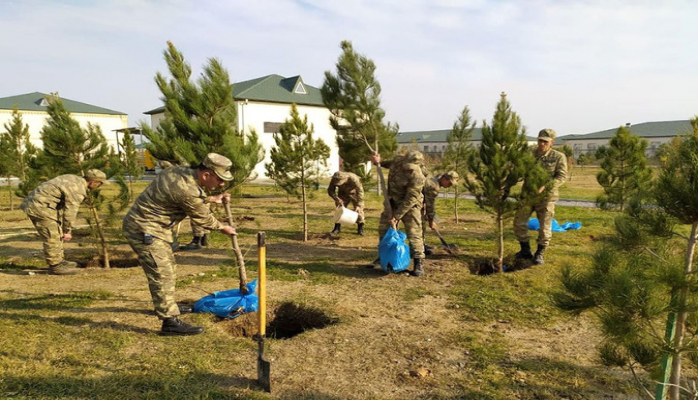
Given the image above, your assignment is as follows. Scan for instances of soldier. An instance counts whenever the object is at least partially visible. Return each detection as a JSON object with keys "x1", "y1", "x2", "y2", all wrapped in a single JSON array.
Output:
[
  {"x1": 20, "y1": 169, "x2": 109, "y2": 275},
  {"x1": 122, "y1": 153, "x2": 238, "y2": 336},
  {"x1": 513, "y1": 129, "x2": 568, "y2": 265},
  {"x1": 422, "y1": 171, "x2": 459, "y2": 255},
  {"x1": 327, "y1": 171, "x2": 365, "y2": 236},
  {"x1": 371, "y1": 150, "x2": 427, "y2": 276}
]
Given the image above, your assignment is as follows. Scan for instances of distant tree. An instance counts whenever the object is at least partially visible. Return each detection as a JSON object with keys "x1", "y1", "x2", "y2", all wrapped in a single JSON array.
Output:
[
  {"x1": 595, "y1": 126, "x2": 652, "y2": 211},
  {"x1": 266, "y1": 104, "x2": 330, "y2": 242},
  {"x1": 577, "y1": 152, "x2": 596, "y2": 169},
  {"x1": 555, "y1": 117, "x2": 698, "y2": 400},
  {"x1": 442, "y1": 106, "x2": 475, "y2": 223},
  {"x1": 38, "y1": 94, "x2": 116, "y2": 268},
  {"x1": 321, "y1": 40, "x2": 397, "y2": 198},
  {"x1": 560, "y1": 144, "x2": 574, "y2": 181},
  {"x1": 118, "y1": 129, "x2": 143, "y2": 201},
  {"x1": 142, "y1": 41, "x2": 263, "y2": 190},
  {"x1": 464, "y1": 93, "x2": 547, "y2": 272},
  {"x1": 0, "y1": 107, "x2": 38, "y2": 209}
]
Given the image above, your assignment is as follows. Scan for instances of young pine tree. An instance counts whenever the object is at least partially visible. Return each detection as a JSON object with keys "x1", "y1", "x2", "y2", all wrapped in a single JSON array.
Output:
[
  {"x1": 555, "y1": 118, "x2": 698, "y2": 400},
  {"x1": 321, "y1": 40, "x2": 397, "y2": 196},
  {"x1": 464, "y1": 93, "x2": 546, "y2": 272},
  {"x1": 441, "y1": 106, "x2": 475, "y2": 223},
  {"x1": 0, "y1": 107, "x2": 37, "y2": 210},
  {"x1": 560, "y1": 144, "x2": 574, "y2": 181},
  {"x1": 142, "y1": 41, "x2": 262, "y2": 188},
  {"x1": 118, "y1": 129, "x2": 143, "y2": 201},
  {"x1": 265, "y1": 104, "x2": 330, "y2": 242},
  {"x1": 38, "y1": 94, "x2": 115, "y2": 268},
  {"x1": 595, "y1": 125, "x2": 652, "y2": 211}
]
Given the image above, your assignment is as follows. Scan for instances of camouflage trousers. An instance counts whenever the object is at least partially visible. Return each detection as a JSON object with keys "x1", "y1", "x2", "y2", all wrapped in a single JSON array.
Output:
[
  {"x1": 124, "y1": 230, "x2": 180, "y2": 319},
  {"x1": 337, "y1": 195, "x2": 365, "y2": 223},
  {"x1": 378, "y1": 202, "x2": 424, "y2": 259},
  {"x1": 28, "y1": 215, "x2": 64, "y2": 266},
  {"x1": 513, "y1": 200, "x2": 557, "y2": 247}
]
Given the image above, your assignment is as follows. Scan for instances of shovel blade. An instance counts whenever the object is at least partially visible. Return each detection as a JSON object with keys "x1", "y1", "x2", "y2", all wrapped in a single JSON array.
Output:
[{"x1": 258, "y1": 339, "x2": 271, "y2": 392}]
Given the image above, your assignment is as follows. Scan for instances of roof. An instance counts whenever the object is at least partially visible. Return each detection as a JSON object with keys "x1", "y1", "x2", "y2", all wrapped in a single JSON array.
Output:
[
  {"x1": 0, "y1": 92, "x2": 125, "y2": 115},
  {"x1": 144, "y1": 74, "x2": 324, "y2": 115},
  {"x1": 558, "y1": 120, "x2": 693, "y2": 142},
  {"x1": 397, "y1": 128, "x2": 537, "y2": 143}
]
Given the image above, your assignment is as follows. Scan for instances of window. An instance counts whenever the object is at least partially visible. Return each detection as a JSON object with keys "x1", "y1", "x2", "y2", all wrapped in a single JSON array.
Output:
[{"x1": 264, "y1": 122, "x2": 282, "y2": 134}]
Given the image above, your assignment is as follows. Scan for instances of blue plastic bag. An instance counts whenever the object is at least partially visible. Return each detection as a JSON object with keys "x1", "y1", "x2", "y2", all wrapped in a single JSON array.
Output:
[
  {"x1": 527, "y1": 218, "x2": 582, "y2": 232},
  {"x1": 193, "y1": 279, "x2": 258, "y2": 319},
  {"x1": 378, "y1": 227, "x2": 411, "y2": 273}
]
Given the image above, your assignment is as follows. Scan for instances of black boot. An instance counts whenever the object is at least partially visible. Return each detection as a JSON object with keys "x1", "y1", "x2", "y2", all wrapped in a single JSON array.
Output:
[
  {"x1": 515, "y1": 241, "x2": 533, "y2": 260},
  {"x1": 366, "y1": 257, "x2": 381, "y2": 269},
  {"x1": 179, "y1": 236, "x2": 202, "y2": 251},
  {"x1": 533, "y1": 245, "x2": 546, "y2": 265},
  {"x1": 200, "y1": 234, "x2": 209, "y2": 247},
  {"x1": 357, "y1": 222, "x2": 365, "y2": 236},
  {"x1": 410, "y1": 258, "x2": 425, "y2": 277},
  {"x1": 331, "y1": 223, "x2": 341, "y2": 235},
  {"x1": 161, "y1": 317, "x2": 205, "y2": 336}
]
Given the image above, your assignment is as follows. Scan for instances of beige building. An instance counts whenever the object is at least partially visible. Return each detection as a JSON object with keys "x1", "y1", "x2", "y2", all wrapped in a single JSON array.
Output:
[
  {"x1": 0, "y1": 92, "x2": 128, "y2": 149},
  {"x1": 397, "y1": 128, "x2": 536, "y2": 157},
  {"x1": 145, "y1": 74, "x2": 339, "y2": 180}
]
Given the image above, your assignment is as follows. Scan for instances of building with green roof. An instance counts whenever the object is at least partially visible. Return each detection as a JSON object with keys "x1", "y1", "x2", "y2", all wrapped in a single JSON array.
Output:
[
  {"x1": 397, "y1": 128, "x2": 537, "y2": 157},
  {"x1": 144, "y1": 74, "x2": 338, "y2": 180},
  {"x1": 0, "y1": 92, "x2": 127, "y2": 149}
]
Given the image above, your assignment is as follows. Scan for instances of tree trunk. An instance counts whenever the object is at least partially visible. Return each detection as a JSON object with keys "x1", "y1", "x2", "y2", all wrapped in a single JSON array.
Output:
[
  {"x1": 454, "y1": 186, "x2": 460, "y2": 224},
  {"x1": 89, "y1": 205, "x2": 110, "y2": 269},
  {"x1": 495, "y1": 213, "x2": 504, "y2": 273},
  {"x1": 7, "y1": 177, "x2": 14, "y2": 211},
  {"x1": 302, "y1": 178, "x2": 308, "y2": 242}
]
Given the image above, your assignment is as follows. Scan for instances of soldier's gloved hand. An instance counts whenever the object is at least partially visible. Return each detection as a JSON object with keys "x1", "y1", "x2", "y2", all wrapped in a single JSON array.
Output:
[
  {"x1": 335, "y1": 199, "x2": 343, "y2": 207},
  {"x1": 221, "y1": 226, "x2": 237, "y2": 236},
  {"x1": 62, "y1": 232, "x2": 73, "y2": 242},
  {"x1": 208, "y1": 193, "x2": 231, "y2": 204}
]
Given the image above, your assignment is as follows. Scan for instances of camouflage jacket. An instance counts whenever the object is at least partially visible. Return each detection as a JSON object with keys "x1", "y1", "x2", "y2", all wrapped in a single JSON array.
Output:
[
  {"x1": 123, "y1": 166, "x2": 223, "y2": 242},
  {"x1": 423, "y1": 176, "x2": 440, "y2": 222},
  {"x1": 327, "y1": 171, "x2": 364, "y2": 207},
  {"x1": 536, "y1": 148, "x2": 568, "y2": 199},
  {"x1": 20, "y1": 174, "x2": 88, "y2": 232},
  {"x1": 380, "y1": 157, "x2": 425, "y2": 220}
]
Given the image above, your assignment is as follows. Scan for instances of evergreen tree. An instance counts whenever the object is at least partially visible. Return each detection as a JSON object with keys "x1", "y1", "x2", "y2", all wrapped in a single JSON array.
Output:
[
  {"x1": 555, "y1": 119, "x2": 698, "y2": 399},
  {"x1": 142, "y1": 41, "x2": 263, "y2": 189},
  {"x1": 0, "y1": 107, "x2": 37, "y2": 209},
  {"x1": 595, "y1": 126, "x2": 652, "y2": 211},
  {"x1": 441, "y1": 106, "x2": 475, "y2": 223},
  {"x1": 118, "y1": 129, "x2": 143, "y2": 200},
  {"x1": 321, "y1": 40, "x2": 397, "y2": 195},
  {"x1": 265, "y1": 104, "x2": 330, "y2": 242},
  {"x1": 560, "y1": 144, "x2": 574, "y2": 181},
  {"x1": 464, "y1": 93, "x2": 547, "y2": 272},
  {"x1": 38, "y1": 94, "x2": 115, "y2": 268}
]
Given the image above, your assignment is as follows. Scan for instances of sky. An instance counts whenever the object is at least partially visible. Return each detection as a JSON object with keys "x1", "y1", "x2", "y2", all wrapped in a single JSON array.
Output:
[{"x1": 1, "y1": 0, "x2": 697, "y2": 136}]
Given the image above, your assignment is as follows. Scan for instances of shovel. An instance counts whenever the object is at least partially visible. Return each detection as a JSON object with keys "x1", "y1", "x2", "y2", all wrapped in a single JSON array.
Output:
[
  {"x1": 434, "y1": 227, "x2": 459, "y2": 254},
  {"x1": 224, "y1": 200, "x2": 249, "y2": 294},
  {"x1": 257, "y1": 231, "x2": 271, "y2": 392}
]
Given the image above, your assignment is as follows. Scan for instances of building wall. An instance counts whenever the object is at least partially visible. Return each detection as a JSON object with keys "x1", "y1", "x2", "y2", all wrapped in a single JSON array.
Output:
[
  {"x1": 563, "y1": 136, "x2": 673, "y2": 159},
  {"x1": 0, "y1": 109, "x2": 127, "y2": 150}
]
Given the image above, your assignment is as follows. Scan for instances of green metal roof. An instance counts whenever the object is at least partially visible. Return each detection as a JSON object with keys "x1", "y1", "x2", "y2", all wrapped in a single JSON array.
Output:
[
  {"x1": 557, "y1": 120, "x2": 692, "y2": 142},
  {"x1": 144, "y1": 74, "x2": 324, "y2": 115},
  {"x1": 397, "y1": 128, "x2": 538, "y2": 143},
  {"x1": 0, "y1": 92, "x2": 125, "y2": 115}
]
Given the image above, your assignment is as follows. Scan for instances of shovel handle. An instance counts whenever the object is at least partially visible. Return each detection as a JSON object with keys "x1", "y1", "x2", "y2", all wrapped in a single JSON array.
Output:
[
  {"x1": 434, "y1": 227, "x2": 449, "y2": 247},
  {"x1": 224, "y1": 201, "x2": 248, "y2": 293},
  {"x1": 258, "y1": 232, "x2": 266, "y2": 337}
]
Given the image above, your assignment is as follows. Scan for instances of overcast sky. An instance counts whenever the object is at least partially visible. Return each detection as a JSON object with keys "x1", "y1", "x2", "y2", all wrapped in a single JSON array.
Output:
[{"x1": 1, "y1": 0, "x2": 697, "y2": 136}]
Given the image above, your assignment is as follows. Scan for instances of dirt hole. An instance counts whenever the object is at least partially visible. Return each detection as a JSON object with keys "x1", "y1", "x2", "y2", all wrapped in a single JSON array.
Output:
[
  {"x1": 468, "y1": 256, "x2": 532, "y2": 275},
  {"x1": 219, "y1": 301, "x2": 337, "y2": 339}
]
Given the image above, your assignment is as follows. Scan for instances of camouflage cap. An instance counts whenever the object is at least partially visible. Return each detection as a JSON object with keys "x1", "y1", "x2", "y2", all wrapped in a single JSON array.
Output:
[
  {"x1": 85, "y1": 169, "x2": 109, "y2": 184},
  {"x1": 404, "y1": 150, "x2": 424, "y2": 165},
  {"x1": 203, "y1": 153, "x2": 233, "y2": 181},
  {"x1": 538, "y1": 129, "x2": 556, "y2": 142},
  {"x1": 443, "y1": 171, "x2": 459, "y2": 184}
]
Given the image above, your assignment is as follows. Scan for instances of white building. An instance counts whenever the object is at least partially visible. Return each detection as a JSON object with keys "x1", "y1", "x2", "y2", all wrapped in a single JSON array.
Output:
[
  {"x1": 144, "y1": 74, "x2": 339, "y2": 180},
  {"x1": 0, "y1": 92, "x2": 128, "y2": 149}
]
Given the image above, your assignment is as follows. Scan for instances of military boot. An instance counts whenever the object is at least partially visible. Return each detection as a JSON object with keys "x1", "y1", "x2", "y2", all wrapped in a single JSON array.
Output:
[
  {"x1": 515, "y1": 241, "x2": 533, "y2": 260},
  {"x1": 366, "y1": 257, "x2": 381, "y2": 269},
  {"x1": 200, "y1": 234, "x2": 209, "y2": 247},
  {"x1": 533, "y1": 245, "x2": 547, "y2": 265},
  {"x1": 331, "y1": 223, "x2": 341, "y2": 235},
  {"x1": 161, "y1": 317, "x2": 205, "y2": 336},
  {"x1": 179, "y1": 236, "x2": 202, "y2": 251},
  {"x1": 410, "y1": 258, "x2": 425, "y2": 277},
  {"x1": 48, "y1": 260, "x2": 80, "y2": 275},
  {"x1": 357, "y1": 222, "x2": 365, "y2": 236}
]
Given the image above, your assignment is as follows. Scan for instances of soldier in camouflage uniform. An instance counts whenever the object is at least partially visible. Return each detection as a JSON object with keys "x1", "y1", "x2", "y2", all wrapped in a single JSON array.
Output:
[
  {"x1": 371, "y1": 150, "x2": 427, "y2": 276},
  {"x1": 20, "y1": 170, "x2": 109, "y2": 275},
  {"x1": 327, "y1": 171, "x2": 365, "y2": 236},
  {"x1": 123, "y1": 153, "x2": 238, "y2": 336},
  {"x1": 422, "y1": 171, "x2": 459, "y2": 255},
  {"x1": 513, "y1": 129, "x2": 568, "y2": 265}
]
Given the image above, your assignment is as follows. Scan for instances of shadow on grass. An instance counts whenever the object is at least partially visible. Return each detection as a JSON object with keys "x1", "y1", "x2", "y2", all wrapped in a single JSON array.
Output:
[{"x1": 0, "y1": 312, "x2": 153, "y2": 335}]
